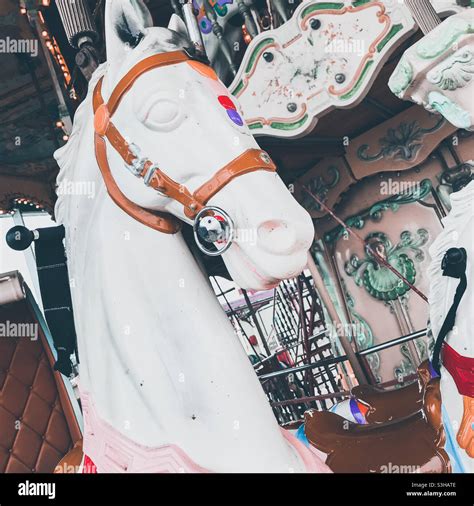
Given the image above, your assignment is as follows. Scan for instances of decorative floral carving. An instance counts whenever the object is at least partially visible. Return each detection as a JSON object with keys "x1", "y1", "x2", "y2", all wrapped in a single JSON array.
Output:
[
  {"x1": 324, "y1": 179, "x2": 432, "y2": 244},
  {"x1": 416, "y1": 16, "x2": 474, "y2": 60},
  {"x1": 344, "y1": 229, "x2": 429, "y2": 301},
  {"x1": 368, "y1": 179, "x2": 432, "y2": 220},
  {"x1": 389, "y1": 10, "x2": 474, "y2": 132},
  {"x1": 357, "y1": 117, "x2": 445, "y2": 162},
  {"x1": 427, "y1": 48, "x2": 474, "y2": 91},
  {"x1": 301, "y1": 165, "x2": 340, "y2": 212},
  {"x1": 388, "y1": 59, "x2": 414, "y2": 98},
  {"x1": 428, "y1": 91, "x2": 472, "y2": 130}
]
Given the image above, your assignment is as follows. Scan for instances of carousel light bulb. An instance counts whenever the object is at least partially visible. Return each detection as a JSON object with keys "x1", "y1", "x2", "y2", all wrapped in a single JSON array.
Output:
[
  {"x1": 41, "y1": 0, "x2": 50, "y2": 6},
  {"x1": 20, "y1": 7, "x2": 27, "y2": 14},
  {"x1": 42, "y1": 30, "x2": 48, "y2": 37},
  {"x1": 63, "y1": 135, "x2": 69, "y2": 141},
  {"x1": 55, "y1": 120, "x2": 64, "y2": 128}
]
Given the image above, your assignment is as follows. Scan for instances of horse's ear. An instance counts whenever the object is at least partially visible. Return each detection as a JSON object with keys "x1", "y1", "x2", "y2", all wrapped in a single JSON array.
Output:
[
  {"x1": 168, "y1": 14, "x2": 188, "y2": 39},
  {"x1": 105, "y1": 0, "x2": 153, "y2": 64}
]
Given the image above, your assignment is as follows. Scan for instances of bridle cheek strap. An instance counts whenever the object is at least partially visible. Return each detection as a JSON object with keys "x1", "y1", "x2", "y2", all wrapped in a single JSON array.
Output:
[
  {"x1": 92, "y1": 50, "x2": 276, "y2": 234},
  {"x1": 94, "y1": 133, "x2": 181, "y2": 234}
]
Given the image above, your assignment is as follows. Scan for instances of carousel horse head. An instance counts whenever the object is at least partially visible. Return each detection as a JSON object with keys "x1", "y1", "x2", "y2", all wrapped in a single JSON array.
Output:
[{"x1": 89, "y1": 0, "x2": 313, "y2": 289}]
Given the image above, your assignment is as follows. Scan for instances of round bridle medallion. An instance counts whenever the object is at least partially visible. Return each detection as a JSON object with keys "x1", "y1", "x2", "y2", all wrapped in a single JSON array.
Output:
[{"x1": 193, "y1": 206, "x2": 235, "y2": 256}]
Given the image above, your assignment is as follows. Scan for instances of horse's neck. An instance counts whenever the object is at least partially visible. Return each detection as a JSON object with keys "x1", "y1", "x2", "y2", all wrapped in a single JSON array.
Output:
[
  {"x1": 51, "y1": 61, "x2": 318, "y2": 472},
  {"x1": 429, "y1": 181, "x2": 474, "y2": 357}
]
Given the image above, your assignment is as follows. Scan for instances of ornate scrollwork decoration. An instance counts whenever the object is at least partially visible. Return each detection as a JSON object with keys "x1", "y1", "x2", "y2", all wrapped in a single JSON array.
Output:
[
  {"x1": 300, "y1": 165, "x2": 340, "y2": 212},
  {"x1": 357, "y1": 117, "x2": 445, "y2": 162},
  {"x1": 344, "y1": 229, "x2": 429, "y2": 301}
]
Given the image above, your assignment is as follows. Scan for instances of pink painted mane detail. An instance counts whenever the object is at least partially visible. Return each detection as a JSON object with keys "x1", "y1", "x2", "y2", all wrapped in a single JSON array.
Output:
[
  {"x1": 81, "y1": 391, "x2": 330, "y2": 473},
  {"x1": 81, "y1": 391, "x2": 210, "y2": 473}
]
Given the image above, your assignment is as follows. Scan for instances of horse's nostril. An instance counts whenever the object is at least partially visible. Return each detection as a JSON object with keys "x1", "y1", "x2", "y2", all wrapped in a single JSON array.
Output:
[{"x1": 257, "y1": 220, "x2": 297, "y2": 254}]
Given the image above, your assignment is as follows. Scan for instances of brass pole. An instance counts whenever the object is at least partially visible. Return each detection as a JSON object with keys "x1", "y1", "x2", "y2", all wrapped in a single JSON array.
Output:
[{"x1": 306, "y1": 252, "x2": 369, "y2": 385}]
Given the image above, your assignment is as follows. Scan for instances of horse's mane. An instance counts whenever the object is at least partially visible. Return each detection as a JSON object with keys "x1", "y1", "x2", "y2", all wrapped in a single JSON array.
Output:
[
  {"x1": 54, "y1": 63, "x2": 107, "y2": 224},
  {"x1": 428, "y1": 181, "x2": 474, "y2": 335},
  {"x1": 53, "y1": 27, "x2": 189, "y2": 224}
]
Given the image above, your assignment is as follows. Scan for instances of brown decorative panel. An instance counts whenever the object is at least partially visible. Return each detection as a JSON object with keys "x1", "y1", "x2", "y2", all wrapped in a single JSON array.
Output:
[
  {"x1": 328, "y1": 199, "x2": 441, "y2": 383},
  {"x1": 345, "y1": 107, "x2": 456, "y2": 179},
  {"x1": 300, "y1": 130, "x2": 474, "y2": 386}
]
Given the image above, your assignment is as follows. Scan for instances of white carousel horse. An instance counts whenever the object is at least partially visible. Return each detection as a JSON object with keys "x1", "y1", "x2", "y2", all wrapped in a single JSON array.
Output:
[
  {"x1": 53, "y1": 0, "x2": 328, "y2": 473},
  {"x1": 428, "y1": 180, "x2": 474, "y2": 473}
]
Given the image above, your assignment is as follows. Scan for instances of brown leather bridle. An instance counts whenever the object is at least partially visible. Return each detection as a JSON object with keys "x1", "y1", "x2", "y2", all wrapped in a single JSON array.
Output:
[{"x1": 92, "y1": 49, "x2": 276, "y2": 235}]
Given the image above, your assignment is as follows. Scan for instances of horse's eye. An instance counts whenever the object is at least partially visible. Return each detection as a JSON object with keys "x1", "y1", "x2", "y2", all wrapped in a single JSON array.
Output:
[
  {"x1": 135, "y1": 94, "x2": 184, "y2": 131},
  {"x1": 144, "y1": 99, "x2": 181, "y2": 128}
]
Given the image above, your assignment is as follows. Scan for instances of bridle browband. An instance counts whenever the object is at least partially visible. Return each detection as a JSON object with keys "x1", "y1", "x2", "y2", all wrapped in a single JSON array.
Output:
[{"x1": 92, "y1": 49, "x2": 276, "y2": 235}]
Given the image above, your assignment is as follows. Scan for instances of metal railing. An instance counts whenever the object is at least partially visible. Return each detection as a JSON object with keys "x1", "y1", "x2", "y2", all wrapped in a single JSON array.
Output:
[
  {"x1": 258, "y1": 328, "x2": 427, "y2": 381},
  {"x1": 257, "y1": 328, "x2": 428, "y2": 423}
]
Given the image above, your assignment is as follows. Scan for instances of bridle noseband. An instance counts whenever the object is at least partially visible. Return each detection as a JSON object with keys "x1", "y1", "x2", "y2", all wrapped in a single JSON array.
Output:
[{"x1": 92, "y1": 49, "x2": 276, "y2": 251}]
